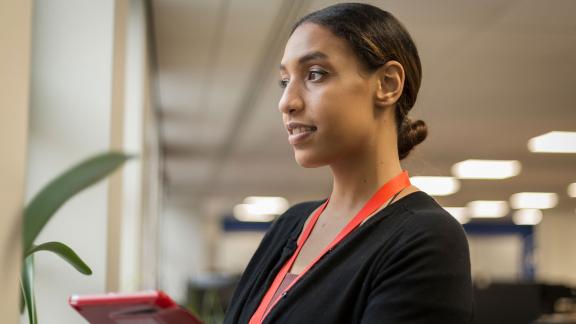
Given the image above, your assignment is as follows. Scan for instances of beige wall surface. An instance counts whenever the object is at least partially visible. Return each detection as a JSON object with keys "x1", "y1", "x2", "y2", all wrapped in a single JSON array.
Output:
[{"x1": 0, "y1": 0, "x2": 32, "y2": 322}]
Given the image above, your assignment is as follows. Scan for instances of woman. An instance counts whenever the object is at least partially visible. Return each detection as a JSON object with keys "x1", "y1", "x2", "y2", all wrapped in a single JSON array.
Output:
[{"x1": 224, "y1": 3, "x2": 474, "y2": 323}]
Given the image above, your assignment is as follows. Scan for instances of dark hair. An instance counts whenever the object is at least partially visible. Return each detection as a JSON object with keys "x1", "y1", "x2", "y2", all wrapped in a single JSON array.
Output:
[{"x1": 291, "y1": 3, "x2": 427, "y2": 160}]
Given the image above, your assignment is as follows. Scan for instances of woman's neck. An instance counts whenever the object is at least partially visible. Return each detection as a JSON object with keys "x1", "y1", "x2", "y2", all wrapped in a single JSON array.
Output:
[{"x1": 326, "y1": 146, "x2": 403, "y2": 215}]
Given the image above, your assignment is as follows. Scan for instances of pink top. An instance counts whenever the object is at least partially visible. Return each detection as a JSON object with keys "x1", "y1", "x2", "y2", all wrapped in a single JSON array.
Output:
[{"x1": 264, "y1": 272, "x2": 299, "y2": 315}]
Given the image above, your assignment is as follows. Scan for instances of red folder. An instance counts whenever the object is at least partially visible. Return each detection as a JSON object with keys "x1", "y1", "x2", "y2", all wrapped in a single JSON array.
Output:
[{"x1": 69, "y1": 290, "x2": 203, "y2": 323}]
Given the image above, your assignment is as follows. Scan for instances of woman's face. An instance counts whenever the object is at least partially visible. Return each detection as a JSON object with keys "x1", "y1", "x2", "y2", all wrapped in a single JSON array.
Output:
[{"x1": 279, "y1": 22, "x2": 380, "y2": 168}]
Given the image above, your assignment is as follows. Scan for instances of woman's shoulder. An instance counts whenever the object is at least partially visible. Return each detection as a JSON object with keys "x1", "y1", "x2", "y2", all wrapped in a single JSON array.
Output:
[
  {"x1": 397, "y1": 190, "x2": 463, "y2": 231},
  {"x1": 387, "y1": 191, "x2": 469, "y2": 251},
  {"x1": 371, "y1": 190, "x2": 471, "y2": 282}
]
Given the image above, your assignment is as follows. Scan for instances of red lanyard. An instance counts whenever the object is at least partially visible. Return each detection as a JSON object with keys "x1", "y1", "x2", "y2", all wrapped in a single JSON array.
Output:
[{"x1": 249, "y1": 170, "x2": 411, "y2": 324}]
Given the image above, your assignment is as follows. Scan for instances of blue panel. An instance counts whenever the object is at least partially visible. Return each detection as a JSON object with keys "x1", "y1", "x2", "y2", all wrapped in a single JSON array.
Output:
[
  {"x1": 463, "y1": 223, "x2": 533, "y2": 237},
  {"x1": 221, "y1": 213, "x2": 273, "y2": 232}
]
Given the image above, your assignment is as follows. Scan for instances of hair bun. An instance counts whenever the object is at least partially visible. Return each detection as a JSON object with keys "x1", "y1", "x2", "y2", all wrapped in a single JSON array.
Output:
[{"x1": 398, "y1": 118, "x2": 428, "y2": 160}]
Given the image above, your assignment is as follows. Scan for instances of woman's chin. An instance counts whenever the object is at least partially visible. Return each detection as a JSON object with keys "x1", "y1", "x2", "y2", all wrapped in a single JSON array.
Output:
[{"x1": 294, "y1": 151, "x2": 326, "y2": 168}]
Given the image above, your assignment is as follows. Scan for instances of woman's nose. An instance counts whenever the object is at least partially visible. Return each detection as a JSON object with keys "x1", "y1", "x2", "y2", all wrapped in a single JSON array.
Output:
[{"x1": 278, "y1": 82, "x2": 304, "y2": 115}]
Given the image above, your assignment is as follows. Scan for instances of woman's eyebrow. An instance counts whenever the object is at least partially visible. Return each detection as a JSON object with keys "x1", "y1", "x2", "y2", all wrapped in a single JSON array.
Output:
[{"x1": 279, "y1": 51, "x2": 329, "y2": 70}]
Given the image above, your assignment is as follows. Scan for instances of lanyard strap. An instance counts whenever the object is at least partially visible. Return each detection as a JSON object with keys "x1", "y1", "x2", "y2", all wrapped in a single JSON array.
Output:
[{"x1": 249, "y1": 170, "x2": 411, "y2": 324}]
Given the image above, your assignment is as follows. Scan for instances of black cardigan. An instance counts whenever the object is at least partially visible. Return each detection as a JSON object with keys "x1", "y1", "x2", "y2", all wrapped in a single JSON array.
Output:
[{"x1": 223, "y1": 191, "x2": 474, "y2": 324}]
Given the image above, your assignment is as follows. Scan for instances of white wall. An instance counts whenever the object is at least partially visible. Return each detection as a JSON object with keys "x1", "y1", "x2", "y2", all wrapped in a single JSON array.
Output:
[
  {"x1": 26, "y1": 1, "x2": 115, "y2": 322},
  {"x1": 536, "y1": 210, "x2": 576, "y2": 286},
  {"x1": 468, "y1": 234, "x2": 523, "y2": 281},
  {"x1": 216, "y1": 231, "x2": 265, "y2": 274},
  {"x1": 465, "y1": 211, "x2": 576, "y2": 287},
  {"x1": 159, "y1": 202, "x2": 207, "y2": 302}
]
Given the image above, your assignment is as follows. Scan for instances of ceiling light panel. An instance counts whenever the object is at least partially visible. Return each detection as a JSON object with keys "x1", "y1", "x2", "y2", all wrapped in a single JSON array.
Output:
[
  {"x1": 528, "y1": 131, "x2": 576, "y2": 153},
  {"x1": 233, "y1": 204, "x2": 277, "y2": 222},
  {"x1": 409, "y1": 176, "x2": 460, "y2": 196},
  {"x1": 512, "y1": 209, "x2": 543, "y2": 225},
  {"x1": 233, "y1": 196, "x2": 290, "y2": 222},
  {"x1": 452, "y1": 159, "x2": 521, "y2": 179},
  {"x1": 467, "y1": 200, "x2": 509, "y2": 218},
  {"x1": 443, "y1": 207, "x2": 469, "y2": 224},
  {"x1": 510, "y1": 192, "x2": 558, "y2": 209},
  {"x1": 568, "y1": 183, "x2": 576, "y2": 198}
]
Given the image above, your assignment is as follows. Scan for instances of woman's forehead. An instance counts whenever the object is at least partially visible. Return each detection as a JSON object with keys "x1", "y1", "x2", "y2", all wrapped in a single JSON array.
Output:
[{"x1": 280, "y1": 23, "x2": 354, "y2": 70}]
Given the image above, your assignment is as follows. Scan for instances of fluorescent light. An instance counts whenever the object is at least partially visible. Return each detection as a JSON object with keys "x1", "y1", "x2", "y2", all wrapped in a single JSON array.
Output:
[
  {"x1": 452, "y1": 159, "x2": 521, "y2": 179},
  {"x1": 243, "y1": 196, "x2": 289, "y2": 214},
  {"x1": 510, "y1": 192, "x2": 558, "y2": 209},
  {"x1": 528, "y1": 131, "x2": 576, "y2": 153},
  {"x1": 443, "y1": 207, "x2": 469, "y2": 224},
  {"x1": 568, "y1": 183, "x2": 576, "y2": 198},
  {"x1": 409, "y1": 176, "x2": 460, "y2": 196},
  {"x1": 233, "y1": 196, "x2": 289, "y2": 222},
  {"x1": 467, "y1": 200, "x2": 509, "y2": 218},
  {"x1": 233, "y1": 204, "x2": 277, "y2": 222},
  {"x1": 512, "y1": 209, "x2": 543, "y2": 225}
]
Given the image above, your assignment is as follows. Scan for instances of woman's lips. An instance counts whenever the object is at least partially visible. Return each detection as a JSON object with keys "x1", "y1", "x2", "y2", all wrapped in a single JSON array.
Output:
[{"x1": 288, "y1": 128, "x2": 316, "y2": 145}]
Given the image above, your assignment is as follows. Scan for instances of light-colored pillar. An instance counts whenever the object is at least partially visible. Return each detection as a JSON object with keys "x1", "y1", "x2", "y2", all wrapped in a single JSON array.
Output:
[
  {"x1": 0, "y1": 0, "x2": 32, "y2": 322},
  {"x1": 106, "y1": 0, "x2": 129, "y2": 293}
]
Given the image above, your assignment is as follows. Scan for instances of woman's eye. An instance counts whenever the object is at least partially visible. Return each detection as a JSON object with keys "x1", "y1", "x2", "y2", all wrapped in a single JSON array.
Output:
[
  {"x1": 278, "y1": 70, "x2": 326, "y2": 88},
  {"x1": 308, "y1": 70, "x2": 326, "y2": 81},
  {"x1": 279, "y1": 78, "x2": 289, "y2": 88}
]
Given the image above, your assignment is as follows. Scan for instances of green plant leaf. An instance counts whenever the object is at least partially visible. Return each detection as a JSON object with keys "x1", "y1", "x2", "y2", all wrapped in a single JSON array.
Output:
[
  {"x1": 20, "y1": 289, "x2": 24, "y2": 314},
  {"x1": 23, "y1": 152, "x2": 132, "y2": 252},
  {"x1": 21, "y1": 255, "x2": 38, "y2": 324},
  {"x1": 26, "y1": 241, "x2": 92, "y2": 275}
]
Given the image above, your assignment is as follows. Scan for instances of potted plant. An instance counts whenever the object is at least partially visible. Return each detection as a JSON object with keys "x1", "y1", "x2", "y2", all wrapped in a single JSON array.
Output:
[{"x1": 20, "y1": 152, "x2": 132, "y2": 324}]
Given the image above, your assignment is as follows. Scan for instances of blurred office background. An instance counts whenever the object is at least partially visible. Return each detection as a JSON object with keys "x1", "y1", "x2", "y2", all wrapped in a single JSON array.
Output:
[{"x1": 1, "y1": 0, "x2": 575, "y2": 323}]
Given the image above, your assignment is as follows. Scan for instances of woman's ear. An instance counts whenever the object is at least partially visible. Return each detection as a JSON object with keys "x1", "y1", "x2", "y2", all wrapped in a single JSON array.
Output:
[{"x1": 374, "y1": 60, "x2": 405, "y2": 108}]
